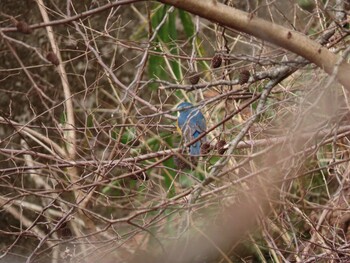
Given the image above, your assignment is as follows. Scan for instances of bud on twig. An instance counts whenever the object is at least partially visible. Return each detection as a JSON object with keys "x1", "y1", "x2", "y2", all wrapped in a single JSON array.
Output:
[
  {"x1": 211, "y1": 54, "x2": 222, "y2": 69},
  {"x1": 188, "y1": 71, "x2": 201, "y2": 85},
  {"x1": 239, "y1": 69, "x2": 250, "y2": 85},
  {"x1": 201, "y1": 142, "x2": 212, "y2": 155},
  {"x1": 46, "y1": 52, "x2": 60, "y2": 66},
  {"x1": 216, "y1": 140, "x2": 227, "y2": 155},
  {"x1": 16, "y1": 21, "x2": 32, "y2": 34}
]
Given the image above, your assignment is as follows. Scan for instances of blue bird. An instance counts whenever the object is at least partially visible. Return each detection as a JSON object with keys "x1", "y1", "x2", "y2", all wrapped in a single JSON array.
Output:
[{"x1": 176, "y1": 102, "x2": 207, "y2": 156}]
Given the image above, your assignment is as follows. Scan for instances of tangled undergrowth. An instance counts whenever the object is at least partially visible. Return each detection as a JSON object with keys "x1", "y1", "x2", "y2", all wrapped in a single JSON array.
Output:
[{"x1": 1, "y1": 0, "x2": 350, "y2": 262}]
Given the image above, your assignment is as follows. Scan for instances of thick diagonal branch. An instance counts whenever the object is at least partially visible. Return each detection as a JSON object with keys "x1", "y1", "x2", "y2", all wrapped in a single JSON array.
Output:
[{"x1": 158, "y1": 0, "x2": 350, "y2": 90}]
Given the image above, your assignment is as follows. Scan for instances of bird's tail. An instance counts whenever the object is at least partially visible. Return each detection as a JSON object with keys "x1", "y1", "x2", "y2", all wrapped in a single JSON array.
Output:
[
  {"x1": 189, "y1": 131, "x2": 202, "y2": 156},
  {"x1": 190, "y1": 141, "x2": 201, "y2": 156}
]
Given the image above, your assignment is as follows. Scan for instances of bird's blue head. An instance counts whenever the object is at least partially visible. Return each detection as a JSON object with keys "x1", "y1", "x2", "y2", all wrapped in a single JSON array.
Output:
[
  {"x1": 177, "y1": 102, "x2": 194, "y2": 119},
  {"x1": 176, "y1": 102, "x2": 194, "y2": 131},
  {"x1": 177, "y1": 102, "x2": 193, "y2": 111}
]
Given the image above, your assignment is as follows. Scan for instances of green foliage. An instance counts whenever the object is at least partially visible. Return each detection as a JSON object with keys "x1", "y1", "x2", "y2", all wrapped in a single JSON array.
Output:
[
  {"x1": 297, "y1": 0, "x2": 315, "y2": 12},
  {"x1": 60, "y1": 112, "x2": 67, "y2": 124},
  {"x1": 101, "y1": 180, "x2": 121, "y2": 195},
  {"x1": 163, "y1": 157, "x2": 176, "y2": 197},
  {"x1": 178, "y1": 10, "x2": 195, "y2": 38},
  {"x1": 120, "y1": 127, "x2": 136, "y2": 145},
  {"x1": 148, "y1": 6, "x2": 197, "y2": 89}
]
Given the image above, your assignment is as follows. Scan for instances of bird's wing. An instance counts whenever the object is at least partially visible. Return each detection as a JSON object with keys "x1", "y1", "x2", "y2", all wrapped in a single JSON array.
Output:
[
  {"x1": 191, "y1": 111, "x2": 206, "y2": 141},
  {"x1": 180, "y1": 109, "x2": 206, "y2": 141}
]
